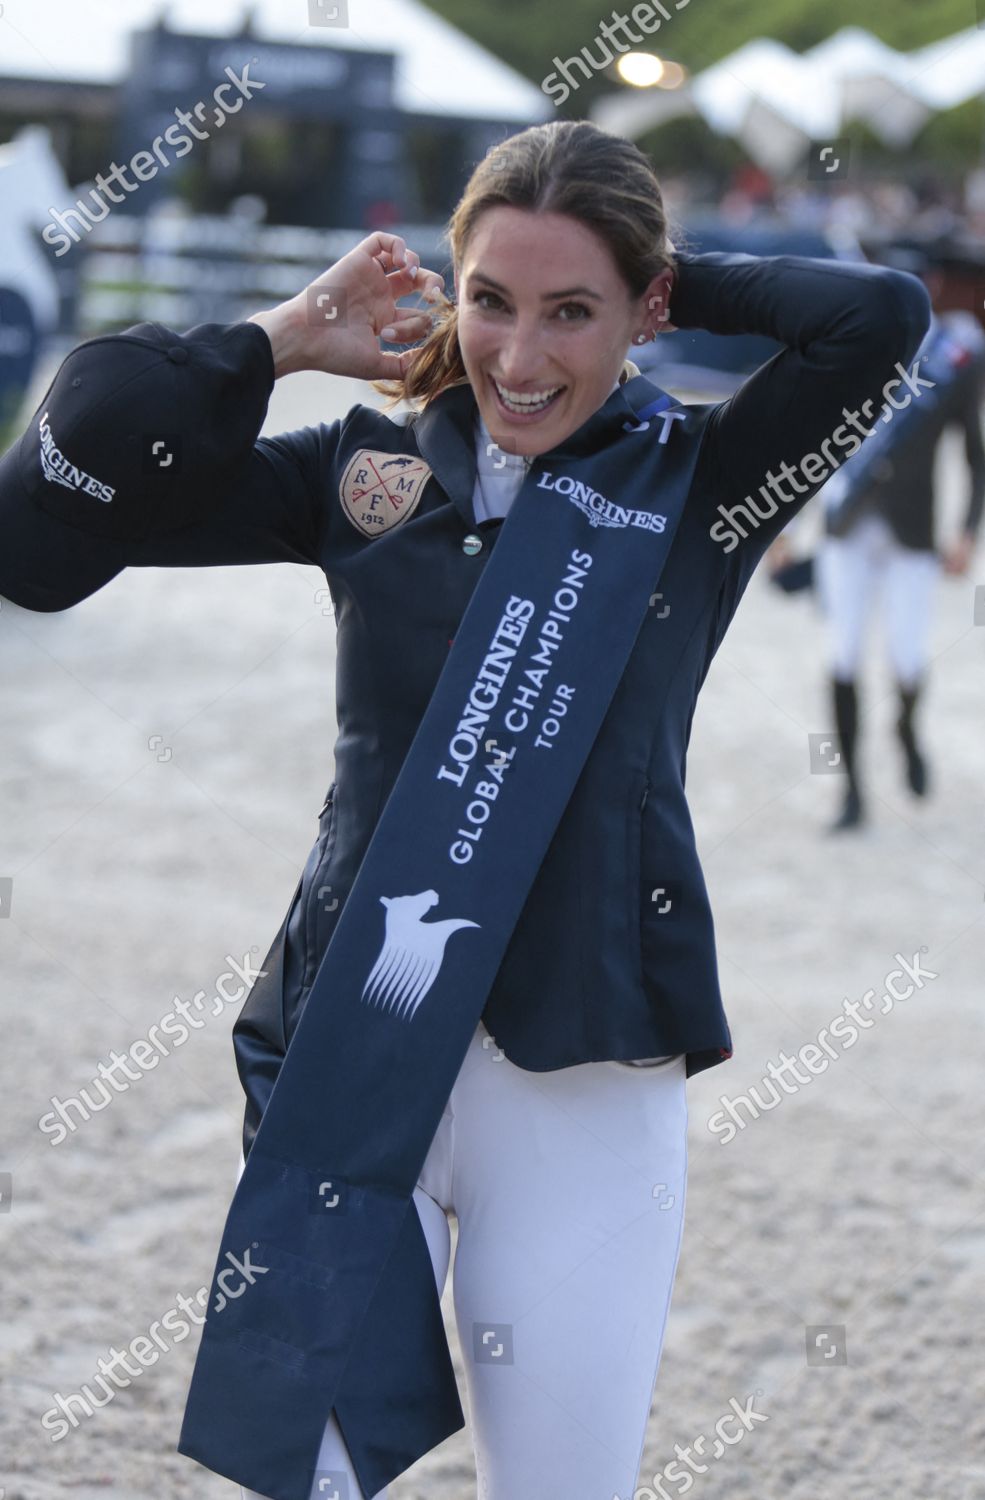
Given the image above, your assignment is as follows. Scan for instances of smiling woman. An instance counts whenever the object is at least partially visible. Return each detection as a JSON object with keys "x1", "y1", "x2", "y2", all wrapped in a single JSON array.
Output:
[
  {"x1": 0, "y1": 116, "x2": 931, "y2": 1500},
  {"x1": 456, "y1": 204, "x2": 665, "y2": 438},
  {"x1": 372, "y1": 119, "x2": 679, "y2": 451}
]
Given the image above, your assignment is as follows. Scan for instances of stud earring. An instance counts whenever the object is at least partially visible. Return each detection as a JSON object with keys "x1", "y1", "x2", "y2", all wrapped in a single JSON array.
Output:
[{"x1": 634, "y1": 333, "x2": 647, "y2": 345}]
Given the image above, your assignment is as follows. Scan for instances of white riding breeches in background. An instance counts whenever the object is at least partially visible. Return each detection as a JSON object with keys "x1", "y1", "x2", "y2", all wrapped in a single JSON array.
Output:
[
  {"x1": 818, "y1": 513, "x2": 940, "y2": 685},
  {"x1": 239, "y1": 1019, "x2": 689, "y2": 1500}
]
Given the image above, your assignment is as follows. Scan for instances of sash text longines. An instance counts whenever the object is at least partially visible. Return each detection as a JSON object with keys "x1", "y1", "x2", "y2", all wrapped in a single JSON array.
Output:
[{"x1": 437, "y1": 548, "x2": 593, "y2": 863}]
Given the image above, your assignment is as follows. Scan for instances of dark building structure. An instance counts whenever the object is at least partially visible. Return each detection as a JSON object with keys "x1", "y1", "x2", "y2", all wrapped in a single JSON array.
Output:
[{"x1": 0, "y1": 8, "x2": 549, "y2": 231}]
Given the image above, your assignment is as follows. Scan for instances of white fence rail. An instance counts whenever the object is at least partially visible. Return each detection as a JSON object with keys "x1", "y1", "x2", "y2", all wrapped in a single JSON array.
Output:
[{"x1": 76, "y1": 214, "x2": 448, "y2": 331}]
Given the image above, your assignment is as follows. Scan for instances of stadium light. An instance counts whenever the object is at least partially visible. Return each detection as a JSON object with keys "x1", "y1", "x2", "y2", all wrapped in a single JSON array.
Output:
[{"x1": 616, "y1": 53, "x2": 687, "y2": 89}]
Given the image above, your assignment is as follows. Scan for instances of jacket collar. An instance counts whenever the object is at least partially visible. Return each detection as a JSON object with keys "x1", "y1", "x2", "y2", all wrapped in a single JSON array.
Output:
[{"x1": 410, "y1": 360, "x2": 668, "y2": 528}]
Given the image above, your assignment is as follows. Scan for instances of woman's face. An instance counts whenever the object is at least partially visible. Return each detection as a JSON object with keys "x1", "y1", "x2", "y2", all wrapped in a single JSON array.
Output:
[{"x1": 455, "y1": 206, "x2": 672, "y2": 457}]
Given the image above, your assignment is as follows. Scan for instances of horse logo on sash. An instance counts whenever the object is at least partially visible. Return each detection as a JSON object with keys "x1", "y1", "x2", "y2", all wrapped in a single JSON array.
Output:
[{"x1": 361, "y1": 889, "x2": 480, "y2": 1018}]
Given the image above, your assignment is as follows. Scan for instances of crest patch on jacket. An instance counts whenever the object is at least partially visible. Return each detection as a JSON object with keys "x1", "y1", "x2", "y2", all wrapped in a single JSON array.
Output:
[{"x1": 339, "y1": 449, "x2": 432, "y2": 538}]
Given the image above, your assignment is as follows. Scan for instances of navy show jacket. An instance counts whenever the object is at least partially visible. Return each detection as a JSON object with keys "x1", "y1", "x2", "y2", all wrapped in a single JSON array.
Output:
[{"x1": 0, "y1": 252, "x2": 931, "y2": 1147}]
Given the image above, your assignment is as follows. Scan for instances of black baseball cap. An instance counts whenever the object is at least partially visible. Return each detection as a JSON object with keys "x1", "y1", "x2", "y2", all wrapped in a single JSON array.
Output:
[{"x1": 0, "y1": 320, "x2": 273, "y2": 611}]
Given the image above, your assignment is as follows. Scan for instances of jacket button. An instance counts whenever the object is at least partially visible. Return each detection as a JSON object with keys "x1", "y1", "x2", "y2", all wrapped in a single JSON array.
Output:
[{"x1": 462, "y1": 533, "x2": 483, "y2": 555}]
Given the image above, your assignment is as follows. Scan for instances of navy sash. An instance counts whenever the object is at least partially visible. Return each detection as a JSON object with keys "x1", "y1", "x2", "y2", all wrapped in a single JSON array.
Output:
[
  {"x1": 824, "y1": 318, "x2": 969, "y2": 537},
  {"x1": 178, "y1": 377, "x2": 702, "y2": 1500}
]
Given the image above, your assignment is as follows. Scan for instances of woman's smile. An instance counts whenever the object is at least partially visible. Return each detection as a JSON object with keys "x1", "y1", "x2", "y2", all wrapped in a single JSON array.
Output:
[{"x1": 488, "y1": 373, "x2": 568, "y2": 422}]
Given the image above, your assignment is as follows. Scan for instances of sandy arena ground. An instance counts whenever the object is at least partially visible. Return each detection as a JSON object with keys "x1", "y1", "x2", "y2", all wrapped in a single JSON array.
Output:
[{"x1": 1, "y1": 355, "x2": 983, "y2": 1499}]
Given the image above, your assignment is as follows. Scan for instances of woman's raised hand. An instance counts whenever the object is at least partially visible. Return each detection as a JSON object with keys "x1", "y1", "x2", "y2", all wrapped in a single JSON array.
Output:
[{"x1": 249, "y1": 232, "x2": 446, "y2": 382}]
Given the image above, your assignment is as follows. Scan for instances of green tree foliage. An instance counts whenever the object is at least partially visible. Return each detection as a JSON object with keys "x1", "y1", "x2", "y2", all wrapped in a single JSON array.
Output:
[
  {"x1": 428, "y1": 0, "x2": 979, "y2": 89},
  {"x1": 427, "y1": 0, "x2": 984, "y2": 158}
]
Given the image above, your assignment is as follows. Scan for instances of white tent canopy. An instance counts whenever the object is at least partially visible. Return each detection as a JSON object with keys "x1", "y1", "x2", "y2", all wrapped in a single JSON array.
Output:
[
  {"x1": 0, "y1": 0, "x2": 551, "y2": 122},
  {"x1": 691, "y1": 38, "x2": 841, "y2": 143},
  {"x1": 593, "y1": 24, "x2": 985, "y2": 172}
]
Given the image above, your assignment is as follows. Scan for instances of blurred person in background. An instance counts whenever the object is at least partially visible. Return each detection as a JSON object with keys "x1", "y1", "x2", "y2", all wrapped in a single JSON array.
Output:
[{"x1": 769, "y1": 243, "x2": 984, "y2": 832}]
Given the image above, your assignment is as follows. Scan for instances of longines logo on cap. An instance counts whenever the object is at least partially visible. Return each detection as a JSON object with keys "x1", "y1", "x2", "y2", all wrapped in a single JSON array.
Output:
[
  {"x1": 362, "y1": 890, "x2": 479, "y2": 1020},
  {"x1": 38, "y1": 411, "x2": 115, "y2": 502},
  {"x1": 340, "y1": 448, "x2": 432, "y2": 539},
  {"x1": 536, "y1": 471, "x2": 667, "y2": 532}
]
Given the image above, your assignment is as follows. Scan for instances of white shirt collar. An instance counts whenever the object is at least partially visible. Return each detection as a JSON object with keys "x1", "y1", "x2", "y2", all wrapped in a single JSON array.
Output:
[{"x1": 471, "y1": 376, "x2": 624, "y2": 523}]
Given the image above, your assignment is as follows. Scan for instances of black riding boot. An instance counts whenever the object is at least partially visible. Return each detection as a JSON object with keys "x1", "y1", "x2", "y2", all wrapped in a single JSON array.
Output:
[
  {"x1": 829, "y1": 676, "x2": 864, "y2": 831},
  {"x1": 896, "y1": 679, "x2": 929, "y2": 797}
]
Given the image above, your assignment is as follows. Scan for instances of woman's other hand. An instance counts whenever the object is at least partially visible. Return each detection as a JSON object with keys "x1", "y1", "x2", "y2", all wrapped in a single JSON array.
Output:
[{"x1": 248, "y1": 232, "x2": 446, "y2": 381}]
